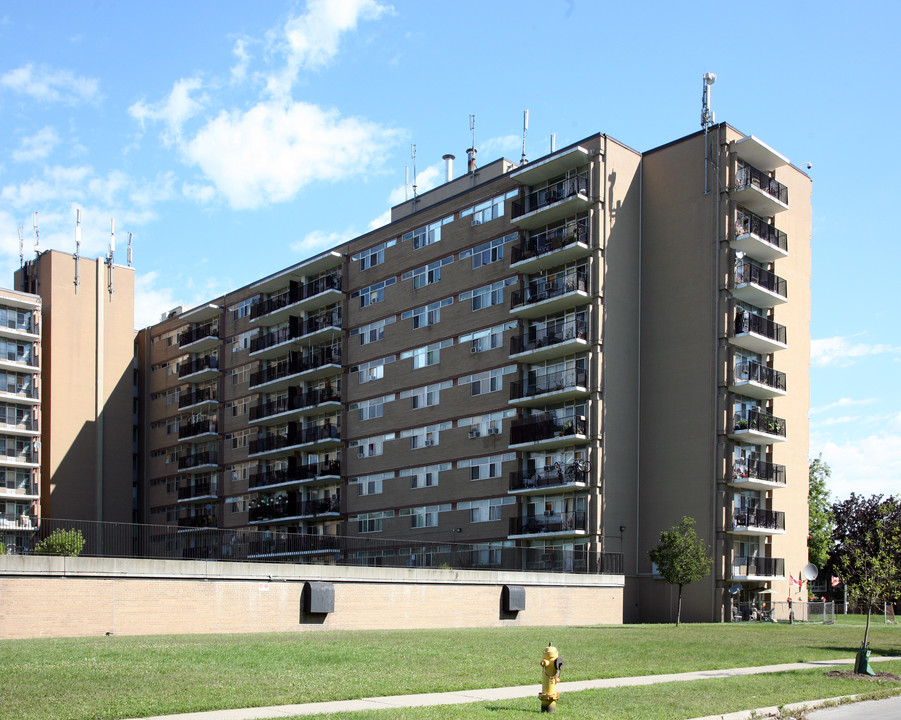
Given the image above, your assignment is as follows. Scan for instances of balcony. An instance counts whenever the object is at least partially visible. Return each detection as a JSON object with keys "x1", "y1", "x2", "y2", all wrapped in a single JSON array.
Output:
[
  {"x1": 508, "y1": 511, "x2": 587, "y2": 539},
  {"x1": 0, "y1": 348, "x2": 39, "y2": 374},
  {"x1": 249, "y1": 313, "x2": 342, "y2": 359},
  {"x1": 178, "y1": 418, "x2": 218, "y2": 442},
  {"x1": 511, "y1": 172, "x2": 592, "y2": 229},
  {"x1": 731, "y1": 555, "x2": 785, "y2": 581},
  {"x1": 731, "y1": 507, "x2": 785, "y2": 535},
  {"x1": 248, "y1": 496, "x2": 340, "y2": 524},
  {"x1": 0, "y1": 381, "x2": 38, "y2": 404},
  {"x1": 510, "y1": 272, "x2": 589, "y2": 319},
  {"x1": 510, "y1": 368, "x2": 589, "y2": 406},
  {"x1": 511, "y1": 145, "x2": 591, "y2": 185},
  {"x1": 733, "y1": 263, "x2": 787, "y2": 307},
  {"x1": 729, "y1": 409, "x2": 787, "y2": 445},
  {"x1": 0, "y1": 482, "x2": 38, "y2": 499},
  {"x1": 511, "y1": 219, "x2": 591, "y2": 273},
  {"x1": 0, "y1": 449, "x2": 38, "y2": 468},
  {"x1": 730, "y1": 359, "x2": 786, "y2": 400},
  {"x1": 250, "y1": 349, "x2": 341, "y2": 391},
  {"x1": 730, "y1": 458, "x2": 787, "y2": 491},
  {"x1": 179, "y1": 387, "x2": 218, "y2": 411},
  {"x1": 249, "y1": 387, "x2": 340, "y2": 424},
  {"x1": 0, "y1": 512, "x2": 36, "y2": 530},
  {"x1": 510, "y1": 413, "x2": 587, "y2": 451},
  {"x1": 178, "y1": 355, "x2": 219, "y2": 382},
  {"x1": 733, "y1": 163, "x2": 788, "y2": 216},
  {"x1": 510, "y1": 320, "x2": 589, "y2": 362},
  {"x1": 177, "y1": 450, "x2": 218, "y2": 471},
  {"x1": 249, "y1": 460, "x2": 341, "y2": 491},
  {"x1": 177, "y1": 479, "x2": 218, "y2": 501},
  {"x1": 732, "y1": 209, "x2": 788, "y2": 263},
  {"x1": 509, "y1": 461, "x2": 590, "y2": 495},
  {"x1": 251, "y1": 274, "x2": 343, "y2": 324},
  {"x1": 178, "y1": 324, "x2": 219, "y2": 352},
  {"x1": 0, "y1": 416, "x2": 38, "y2": 436},
  {"x1": 730, "y1": 309, "x2": 787, "y2": 354},
  {"x1": 177, "y1": 514, "x2": 217, "y2": 530}
]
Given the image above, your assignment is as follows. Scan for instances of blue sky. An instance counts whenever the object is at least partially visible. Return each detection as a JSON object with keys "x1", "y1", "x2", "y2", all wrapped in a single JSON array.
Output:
[{"x1": 1, "y1": 0, "x2": 899, "y2": 500}]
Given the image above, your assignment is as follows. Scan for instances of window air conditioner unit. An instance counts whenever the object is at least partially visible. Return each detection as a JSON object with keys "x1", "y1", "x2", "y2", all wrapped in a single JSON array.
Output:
[
  {"x1": 425, "y1": 439, "x2": 436, "y2": 446},
  {"x1": 488, "y1": 427, "x2": 500, "y2": 435},
  {"x1": 469, "y1": 429, "x2": 481, "y2": 438},
  {"x1": 470, "y1": 346, "x2": 479, "y2": 353}
]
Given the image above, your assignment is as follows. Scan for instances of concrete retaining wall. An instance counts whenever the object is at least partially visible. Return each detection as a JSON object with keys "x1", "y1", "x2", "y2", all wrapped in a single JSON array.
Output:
[{"x1": 0, "y1": 557, "x2": 623, "y2": 638}]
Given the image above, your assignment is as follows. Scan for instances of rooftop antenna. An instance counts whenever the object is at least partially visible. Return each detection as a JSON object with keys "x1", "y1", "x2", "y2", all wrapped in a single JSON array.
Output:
[
  {"x1": 107, "y1": 217, "x2": 115, "y2": 296},
  {"x1": 32, "y1": 212, "x2": 41, "y2": 257},
  {"x1": 701, "y1": 72, "x2": 717, "y2": 195},
  {"x1": 404, "y1": 165, "x2": 409, "y2": 201},
  {"x1": 521, "y1": 109, "x2": 529, "y2": 165},
  {"x1": 127, "y1": 232, "x2": 133, "y2": 267},
  {"x1": 74, "y1": 209, "x2": 82, "y2": 291},
  {"x1": 17, "y1": 226, "x2": 24, "y2": 268},
  {"x1": 411, "y1": 144, "x2": 418, "y2": 200},
  {"x1": 467, "y1": 114, "x2": 477, "y2": 174}
]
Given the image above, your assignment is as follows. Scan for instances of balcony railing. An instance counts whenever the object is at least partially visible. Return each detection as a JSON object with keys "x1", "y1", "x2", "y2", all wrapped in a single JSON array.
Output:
[
  {"x1": 509, "y1": 511, "x2": 586, "y2": 535},
  {"x1": 510, "y1": 413, "x2": 586, "y2": 445},
  {"x1": 249, "y1": 460, "x2": 341, "y2": 490},
  {"x1": 178, "y1": 387, "x2": 217, "y2": 409},
  {"x1": 177, "y1": 480, "x2": 218, "y2": 500},
  {"x1": 251, "y1": 275, "x2": 342, "y2": 320},
  {"x1": 733, "y1": 409, "x2": 786, "y2": 438},
  {"x1": 510, "y1": 320, "x2": 588, "y2": 354},
  {"x1": 510, "y1": 369, "x2": 588, "y2": 401},
  {"x1": 509, "y1": 461, "x2": 590, "y2": 492},
  {"x1": 732, "y1": 458, "x2": 786, "y2": 485},
  {"x1": 251, "y1": 316, "x2": 342, "y2": 353},
  {"x1": 178, "y1": 324, "x2": 218, "y2": 347},
  {"x1": 177, "y1": 355, "x2": 219, "y2": 379},
  {"x1": 735, "y1": 165, "x2": 788, "y2": 205},
  {"x1": 0, "y1": 512, "x2": 36, "y2": 530},
  {"x1": 512, "y1": 219, "x2": 589, "y2": 263},
  {"x1": 735, "y1": 209, "x2": 788, "y2": 252},
  {"x1": 177, "y1": 514, "x2": 217, "y2": 529},
  {"x1": 177, "y1": 450, "x2": 218, "y2": 470},
  {"x1": 511, "y1": 271, "x2": 588, "y2": 308},
  {"x1": 735, "y1": 263, "x2": 787, "y2": 298},
  {"x1": 250, "y1": 424, "x2": 340, "y2": 455},
  {"x1": 249, "y1": 496, "x2": 340, "y2": 523},
  {"x1": 734, "y1": 310, "x2": 786, "y2": 345},
  {"x1": 734, "y1": 360, "x2": 787, "y2": 393},
  {"x1": 178, "y1": 418, "x2": 217, "y2": 440},
  {"x1": 733, "y1": 556, "x2": 784, "y2": 578},
  {"x1": 0, "y1": 416, "x2": 36, "y2": 432},
  {"x1": 249, "y1": 387, "x2": 340, "y2": 422},
  {"x1": 250, "y1": 349, "x2": 341, "y2": 387},
  {"x1": 732, "y1": 507, "x2": 785, "y2": 532},
  {"x1": 512, "y1": 172, "x2": 590, "y2": 219}
]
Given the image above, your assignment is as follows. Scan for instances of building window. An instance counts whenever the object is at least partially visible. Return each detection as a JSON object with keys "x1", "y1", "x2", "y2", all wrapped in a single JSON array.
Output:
[
  {"x1": 352, "y1": 239, "x2": 396, "y2": 270},
  {"x1": 402, "y1": 256, "x2": 454, "y2": 289},
  {"x1": 460, "y1": 453, "x2": 515, "y2": 480},
  {"x1": 350, "y1": 433, "x2": 395, "y2": 458},
  {"x1": 351, "y1": 355, "x2": 396, "y2": 384},
  {"x1": 401, "y1": 422, "x2": 452, "y2": 450},
  {"x1": 401, "y1": 463, "x2": 451, "y2": 489},
  {"x1": 351, "y1": 277, "x2": 397, "y2": 308},
  {"x1": 458, "y1": 497, "x2": 515, "y2": 522},
  {"x1": 401, "y1": 504, "x2": 451, "y2": 528},
  {"x1": 350, "y1": 316, "x2": 396, "y2": 345},
  {"x1": 459, "y1": 321, "x2": 516, "y2": 354},
  {"x1": 355, "y1": 510, "x2": 394, "y2": 533},
  {"x1": 352, "y1": 472, "x2": 393, "y2": 496},
  {"x1": 460, "y1": 366, "x2": 516, "y2": 396},
  {"x1": 400, "y1": 380, "x2": 453, "y2": 409},
  {"x1": 231, "y1": 297, "x2": 257, "y2": 321},
  {"x1": 401, "y1": 298, "x2": 453, "y2": 329},
  {"x1": 401, "y1": 340, "x2": 453, "y2": 369},
  {"x1": 402, "y1": 215, "x2": 453, "y2": 249},
  {"x1": 460, "y1": 191, "x2": 517, "y2": 226},
  {"x1": 349, "y1": 394, "x2": 395, "y2": 421},
  {"x1": 460, "y1": 278, "x2": 516, "y2": 311}
]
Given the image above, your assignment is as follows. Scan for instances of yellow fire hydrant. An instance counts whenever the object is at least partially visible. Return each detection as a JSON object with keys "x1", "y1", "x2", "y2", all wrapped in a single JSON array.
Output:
[{"x1": 539, "y1": 644, "x2": 563, "y2": 712}]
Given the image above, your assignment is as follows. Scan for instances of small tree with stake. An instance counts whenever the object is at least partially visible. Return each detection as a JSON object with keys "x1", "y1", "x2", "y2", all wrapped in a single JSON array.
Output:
[
  {"x1": 831, "y1": 494, "x2": 901, "y2": 674},
  {"x1": 649, "y1": 516, "x2": 713, "y2": 626}
]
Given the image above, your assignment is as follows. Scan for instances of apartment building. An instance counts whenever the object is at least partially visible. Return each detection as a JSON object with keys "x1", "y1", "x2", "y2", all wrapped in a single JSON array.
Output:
[
  {"x1": 0, "y1": 288, "x2": 41, "y2": 551},
  {"x1": 137, "y1": 124, "x2": 811, "y2": 621},
  {"x1": 15, "y1": 250, "x2": 135, "y2": 523}
]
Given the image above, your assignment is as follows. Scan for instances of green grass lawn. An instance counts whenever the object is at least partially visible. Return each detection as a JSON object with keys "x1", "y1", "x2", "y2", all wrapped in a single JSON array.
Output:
[{"x1": 1, "y1": 620, "x2": 899, "y2": 720}]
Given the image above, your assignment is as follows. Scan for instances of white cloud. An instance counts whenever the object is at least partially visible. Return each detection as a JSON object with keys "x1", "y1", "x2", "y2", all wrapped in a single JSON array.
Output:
[
  {"x1": 182, "y1": 182, "x2": 217, "y2": 204},
  {"x1": 481, "y1": 133, "x2": 521, "y2": 159},
  {"x1": 12, "y1": 126, "x2": 60, "y2": 162},
  {"x1": 817, "y1": 430, "x2": 901, "y2": 500},
  {"x1": 230, "y1": 38, "x2": 251, "y2": 84},
  {"x1": 183, "y1": 100, "x2": 401, "y2": 209},
  {"x1": 0, "y1": 63, "x2": 100, "y2": 104},
  {"x1": 809, "y1": 397, "x2": 876, "y2": 415},
  {"x1": 133, "y1": 271, "x2": 232, "y2": 330},
  {"x1": 264, "y1": 0, "x2": 391, "y2": 99},
  {"x1": 811, "y1": 335, "x2": 901, "y2": 367},
  {"x1": 129, "y1": 77, "x2": 207, "y2": 147},
  {"x1": 290, "y1": 229, "x2": 354, "y2": 256}
]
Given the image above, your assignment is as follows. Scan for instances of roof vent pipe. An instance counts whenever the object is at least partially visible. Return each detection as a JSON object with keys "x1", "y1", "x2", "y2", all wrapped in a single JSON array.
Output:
[
  {"x1": 550, "y1": 133, "x2": 556, "y2": 153},
  {"x1": 443, "y1": 154, "x2": 455, "y2": 183},
  {"x1": 466, "y1": 147, "x2": 477, "y2": 174}
]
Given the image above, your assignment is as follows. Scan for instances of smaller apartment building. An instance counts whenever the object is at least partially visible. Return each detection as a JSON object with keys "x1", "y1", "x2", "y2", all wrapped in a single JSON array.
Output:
[{"x1": 0, "y1": 289, "x2": 41, "y2": 550}]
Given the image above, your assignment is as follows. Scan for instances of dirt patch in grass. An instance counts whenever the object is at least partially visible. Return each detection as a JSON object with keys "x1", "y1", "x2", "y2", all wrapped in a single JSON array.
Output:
[{"x1": 825, "y1": 669, "x2": 901, "y2": 681}]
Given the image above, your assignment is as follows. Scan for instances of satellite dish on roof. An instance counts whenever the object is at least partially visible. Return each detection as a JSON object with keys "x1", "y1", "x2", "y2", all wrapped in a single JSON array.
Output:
[{"x1": 803, "y1": 563, "x2": 819, "y2": 581}]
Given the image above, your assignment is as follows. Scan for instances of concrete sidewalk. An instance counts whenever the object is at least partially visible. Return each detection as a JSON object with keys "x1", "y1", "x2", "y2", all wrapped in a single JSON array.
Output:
[{"x1": 120, "y1": 656, "x2": 901, "y2": 720}]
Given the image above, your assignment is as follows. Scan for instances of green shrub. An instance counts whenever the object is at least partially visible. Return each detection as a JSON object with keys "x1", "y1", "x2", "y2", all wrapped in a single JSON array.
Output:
[
  {"x1": 33, "y1": 528, "x2": 85, "y2": 556},
  {"x1": 0, "y1": 540, "x2": 6, "y2": 555}
]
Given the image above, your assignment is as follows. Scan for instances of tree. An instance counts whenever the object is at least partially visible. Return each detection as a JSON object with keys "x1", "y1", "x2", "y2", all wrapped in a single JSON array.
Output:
[
  {"x1": 831, "y1": 494, "x2": 901, "y2": 667},
  {"x1": 808, "y1": 455, "x2": 833, "y2": 571},
  {"x1": 33, "y1": 528, "x2": 85, "y2": 556},
  {"x1": 648, "y1": 516, "x2": 713, "y2": 625}
]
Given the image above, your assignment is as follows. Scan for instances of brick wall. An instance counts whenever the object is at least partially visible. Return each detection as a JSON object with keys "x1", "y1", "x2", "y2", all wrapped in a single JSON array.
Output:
[{"x1": 0, "y1": 556, "x2": 623, "y2": 638}]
